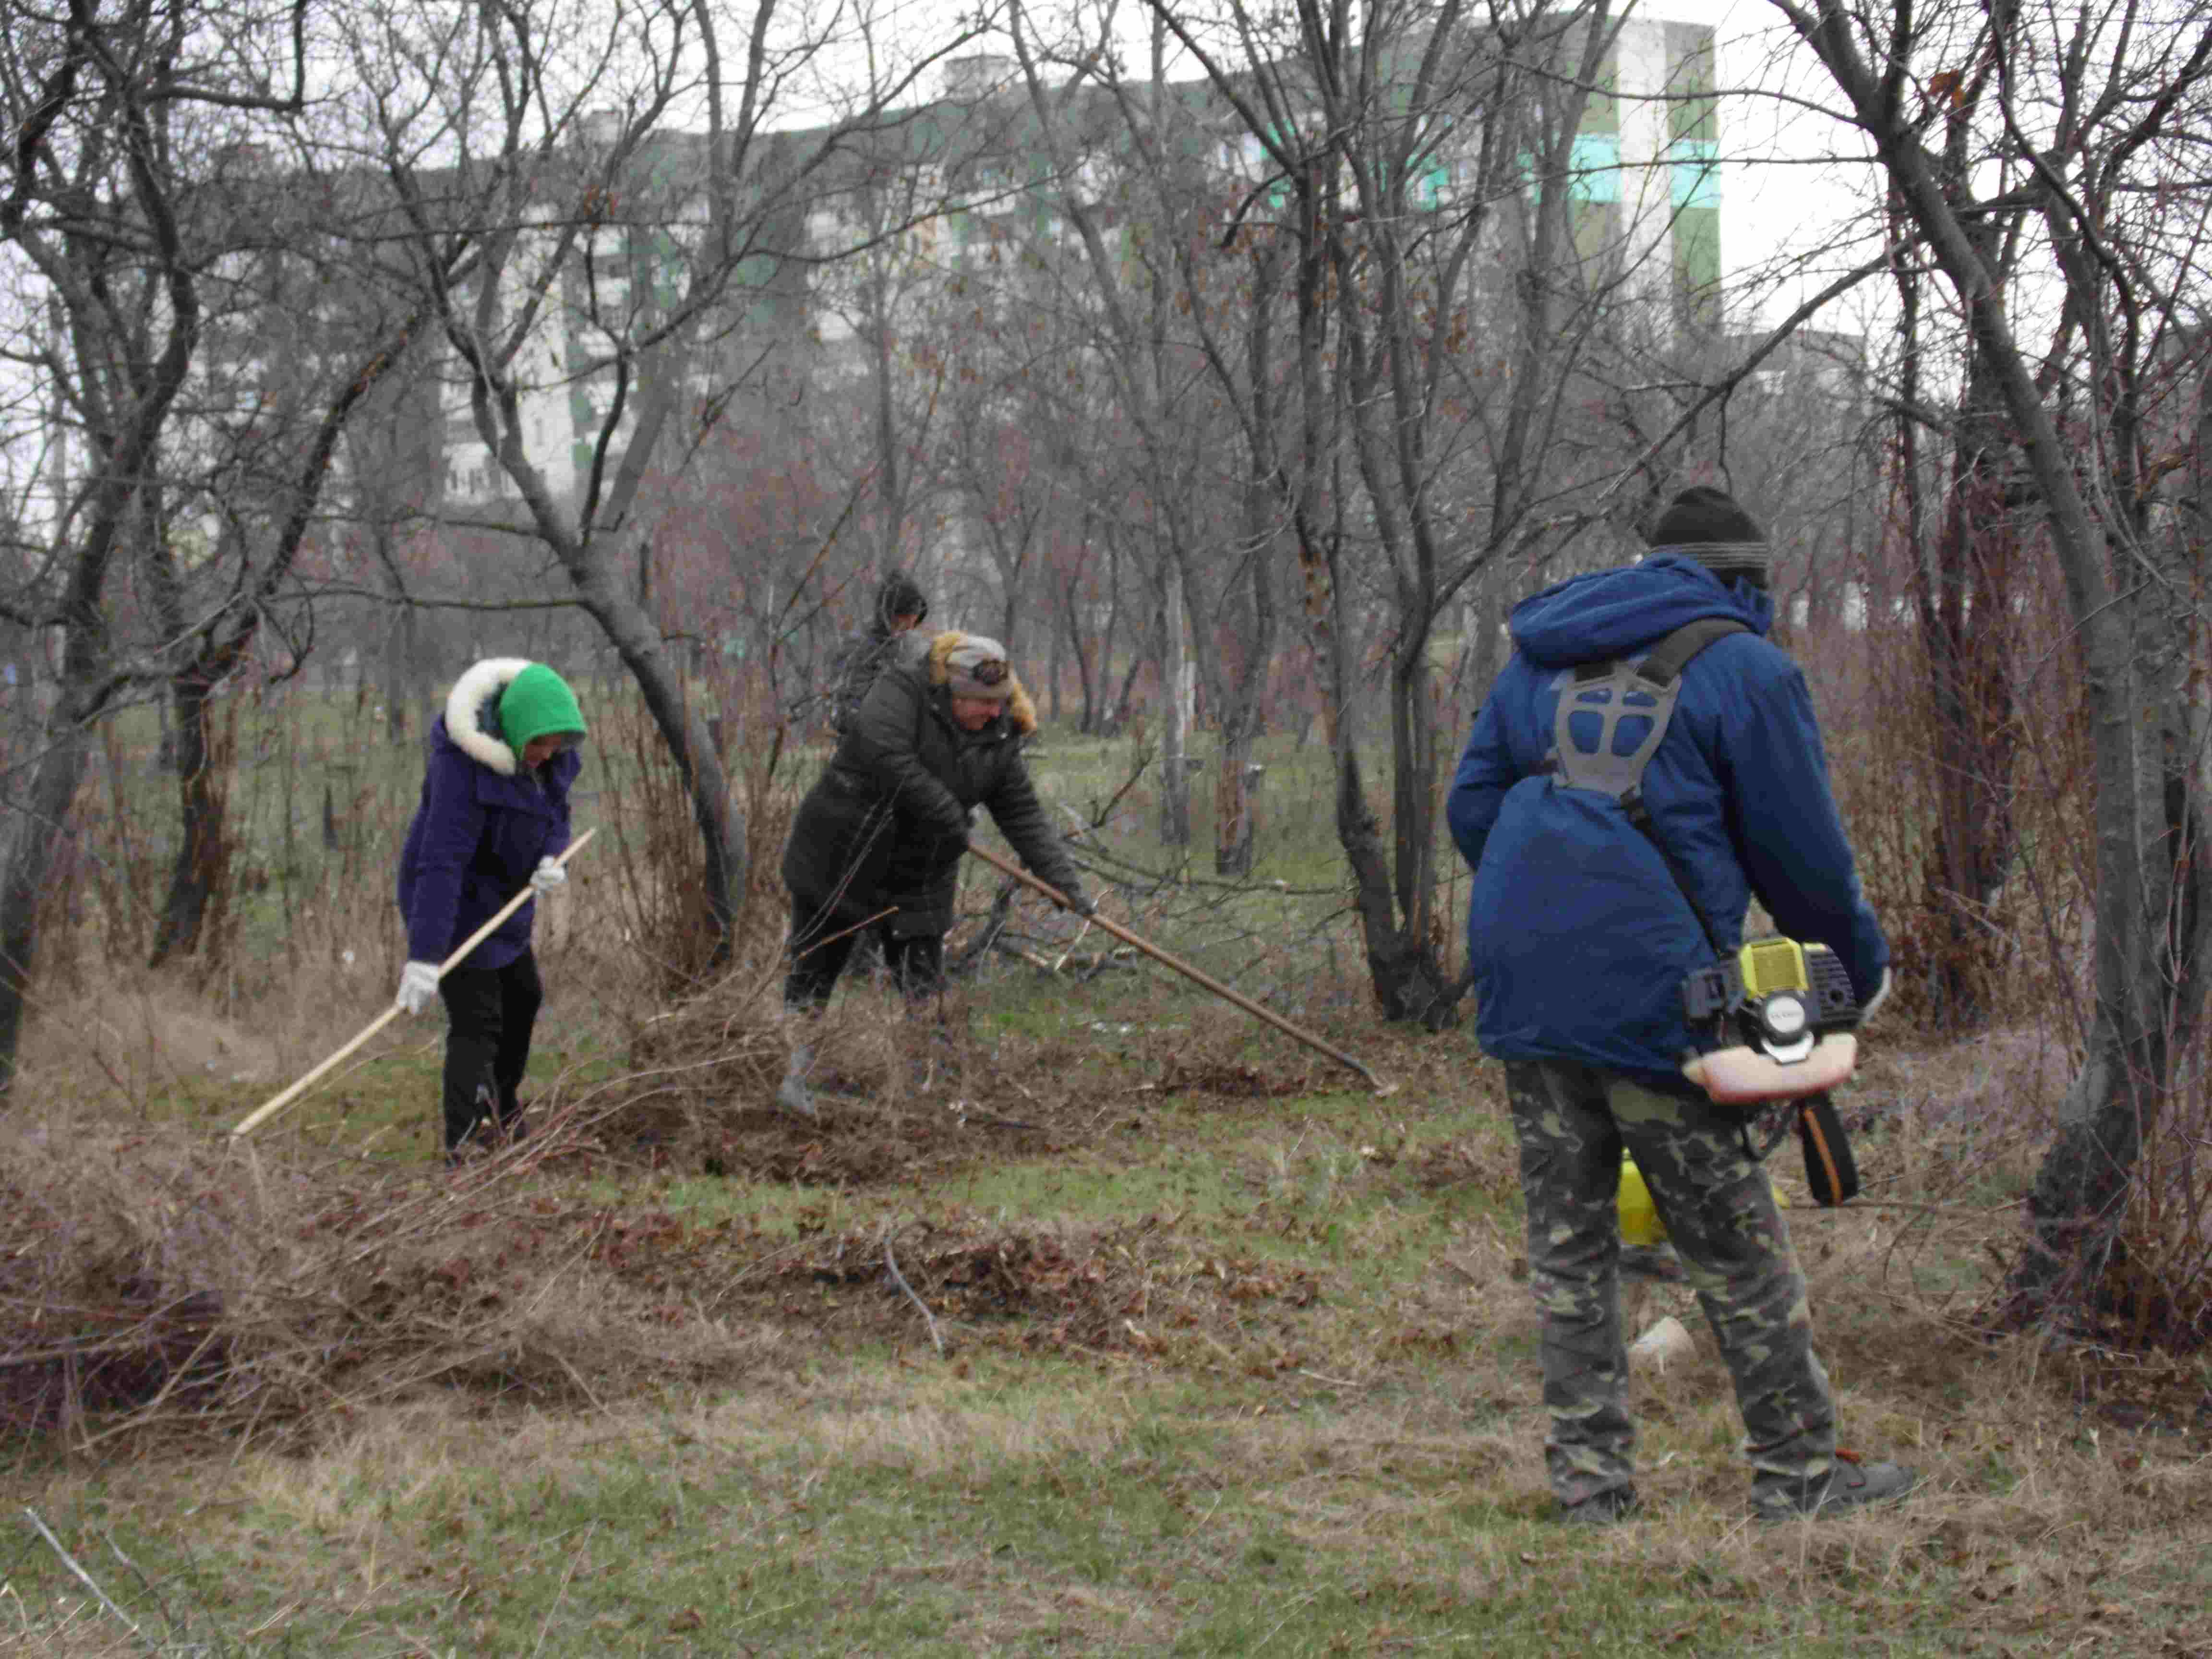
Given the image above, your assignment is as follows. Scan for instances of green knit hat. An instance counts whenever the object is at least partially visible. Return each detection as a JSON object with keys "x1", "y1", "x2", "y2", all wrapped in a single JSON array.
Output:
[{"x1": 498, "y1": 663, "x2": 588, "y2": 751}]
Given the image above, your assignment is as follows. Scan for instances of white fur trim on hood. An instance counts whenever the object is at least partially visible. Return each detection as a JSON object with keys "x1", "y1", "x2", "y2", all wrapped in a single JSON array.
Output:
[{"x1": 445, "y1": 658, "x2": 532, "y2": 776}]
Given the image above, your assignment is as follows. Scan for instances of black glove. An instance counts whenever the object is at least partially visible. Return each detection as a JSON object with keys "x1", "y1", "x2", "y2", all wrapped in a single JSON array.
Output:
[{"x1": 1061, "y1": 884, "x2": 1096, "y2": 918}]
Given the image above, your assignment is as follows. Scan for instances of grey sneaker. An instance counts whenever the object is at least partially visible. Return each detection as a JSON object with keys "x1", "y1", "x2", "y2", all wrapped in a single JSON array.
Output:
[
  {"x1": 775, "y1": 1045, "x2": 821, "y2": 1122},
  {"x1": 1753, "y1": 1458, "x2": 1919, "y2": 1520},
  {"x1": 1560, "y1": 1485, "x2": 1641, "y2": 1527}
]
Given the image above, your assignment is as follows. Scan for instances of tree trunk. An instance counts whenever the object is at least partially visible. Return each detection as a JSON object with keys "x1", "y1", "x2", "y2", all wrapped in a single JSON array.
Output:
[
  {"x1": 1159, "y1": 561, "x2": 1192, "y2": 845},
  {"x1": 148, "y1": 670, "x2": 232, "y2": 967},
  {"x1": 470, "y1": 354, "x2": 746, "y2": 968},
  {"x1": 1215, "y1": 743, "x2": 1258, "y2": 876},
  {"x1": 1912, "y1": 334, "x2": 2019, "y2": 1029},
  {"x1": 572, "y1": 530, "x2": 745, "y2": 965},
  {"x1": 385, "y1": 598, "x2": 416, "y2": 746},
  {"x1": 872, "y1": 282, "x2": 907, "y2": 568},
  {"x1": 2005, "y1": 405, "x2": 2212, "y2": 1323},
  {"x1": 0, "y1": 703, "x2": 96, "y2": 1089},
  {"x1": 1771, "y1": 0, "x2": 2212, "y2": 1327}
]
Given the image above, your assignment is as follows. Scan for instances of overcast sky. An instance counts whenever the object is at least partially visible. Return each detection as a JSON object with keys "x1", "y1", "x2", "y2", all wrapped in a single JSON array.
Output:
[{"x1": 1665, "y1": 0, "x2": 1888, "y2": 335}]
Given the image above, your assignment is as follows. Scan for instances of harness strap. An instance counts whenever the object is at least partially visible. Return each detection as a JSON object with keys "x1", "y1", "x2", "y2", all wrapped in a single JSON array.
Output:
[{"x1": 1543, "y1": 616, "x2": 1750, "y2": 957}]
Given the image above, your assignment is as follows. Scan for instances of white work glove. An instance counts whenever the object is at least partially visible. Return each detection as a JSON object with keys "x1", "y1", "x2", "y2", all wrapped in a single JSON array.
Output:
[
  {"x1": 1859, "y1": 967, "x2": 1894, "y2": 1024},
  {"x1": 397, "y1": 960, "x2": 441, "y2": 1015},
  {"x1": 529, "y1": 856, "x2": 567, "y2": 895}
]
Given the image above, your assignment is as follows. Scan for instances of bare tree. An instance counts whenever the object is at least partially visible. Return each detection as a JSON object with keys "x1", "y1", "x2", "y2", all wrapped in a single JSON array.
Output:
[
  {"x1": 350, "y1": 0, "x2": 986, "y2": 969},
  {"x1": 0, "y1": 0, "x2": 435, "y2": 1076},
  {"x1": 1767, "y1": 0, "x2": 2212, "y2": 1322},
  {"x1": 996, "y1": 6, "x2": 1266, "y2": 854},
  {"x1": 1095, "y1": 0, "x2": 1651, "y2": 1019}
]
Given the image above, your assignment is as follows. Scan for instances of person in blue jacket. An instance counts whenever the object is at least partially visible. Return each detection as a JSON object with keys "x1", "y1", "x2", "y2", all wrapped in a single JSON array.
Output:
[
  {"x1": 1447, "y1": 486, "x2": 1912, "y2": 1524},
  {"x1": 396, "y1": 659, "x2": 586, "y2": 1157}
]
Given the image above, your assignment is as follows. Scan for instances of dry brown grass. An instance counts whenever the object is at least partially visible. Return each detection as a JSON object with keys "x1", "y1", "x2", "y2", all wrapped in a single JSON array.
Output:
[
  {"x1": 0, "y1": 912, "x2": 1392, "y2": 1453},
  {"x1": 0, "y1": 1103, "x2": 785, "y2": 1450},
  {"x1": 4, "y1": 821, "x2": 2210, "y2": 1657}
]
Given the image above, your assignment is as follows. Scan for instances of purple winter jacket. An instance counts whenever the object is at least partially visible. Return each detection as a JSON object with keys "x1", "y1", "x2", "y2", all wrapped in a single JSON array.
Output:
[{"x1": 396, "y1": 708, "x2": 579, "y2": 970}]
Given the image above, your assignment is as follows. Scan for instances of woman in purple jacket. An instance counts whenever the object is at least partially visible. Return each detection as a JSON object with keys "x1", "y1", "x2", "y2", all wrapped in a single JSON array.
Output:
[{"x1": 396, "y1": 659, "x2": 586, "y2": 1157}]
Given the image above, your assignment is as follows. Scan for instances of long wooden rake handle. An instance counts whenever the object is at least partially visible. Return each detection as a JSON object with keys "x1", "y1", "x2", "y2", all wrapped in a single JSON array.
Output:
[
  {"x1": 965, "y1": 839, "x2": 1396, "y2": 1097},
  {"x1": 229, "y1": 829, "x2": 597, "y2": 1140}
]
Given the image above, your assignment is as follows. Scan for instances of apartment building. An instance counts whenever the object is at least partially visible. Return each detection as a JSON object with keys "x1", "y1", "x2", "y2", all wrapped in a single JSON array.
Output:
[{"x1": 431, "y1": 12, "x2": 1727, "y2": 506}]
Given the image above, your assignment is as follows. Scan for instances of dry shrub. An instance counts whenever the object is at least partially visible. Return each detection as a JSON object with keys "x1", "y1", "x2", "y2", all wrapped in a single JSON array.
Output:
[
  {"x1": 1794, "y1": 533, "x2": 2212, "y2": 1357},
  {"x1": 0, "y1": 1107, "x2": 773, "y2": 1450},
  {"x1": 13, "y1": 973, "x2": 285, "y2": 1112},
  {"x1": 591, "y1": 671, "x2": 804, "y2": 995},
  {"x1": 2081, "y1": 1078, "x2": 2212, "y2": 1357},
  {"x1": 27, "y1": 682, "x2": 417, "y2": 1004},
  {"x1": 1809, "y1": 567, "x2": 2094, "y2": 1038},
  {"x1": 1848, "y1": 1030, "x2": 2212, "y2": 1360},
  {"x1": 8, "y1": 855, "x2": 645, "y2": 1121}
]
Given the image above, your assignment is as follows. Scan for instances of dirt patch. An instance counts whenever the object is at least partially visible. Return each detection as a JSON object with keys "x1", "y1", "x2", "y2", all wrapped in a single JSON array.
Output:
[
  {"x1": 600, "y1": 984, "x2": 1382, "y2": 1193},
  {"x1": 745, "y1": 1212, "x2": 1328, "y2": 1362},
  {"x1": 1153, "y1": 1058, "x2": 1314, "y2": 1099},
  {"x1": 1412, "y1": 1138, "x2": 1519, "y2": 1199}
]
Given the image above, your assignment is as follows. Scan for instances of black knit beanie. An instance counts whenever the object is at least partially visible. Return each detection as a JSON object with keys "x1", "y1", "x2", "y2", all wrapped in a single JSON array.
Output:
[
  {"x1": 875, "y1": 572, "x2": 929, "y2": 630},
  {"x1": 1647, "y1": 486, "x2": 1769, "y2": 589}
]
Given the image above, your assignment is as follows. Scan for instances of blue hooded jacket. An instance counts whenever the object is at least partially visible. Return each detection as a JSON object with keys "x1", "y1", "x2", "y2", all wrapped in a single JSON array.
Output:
[
  {"x1": 397, "y1": 659, "x2": 580, "y2": 969},
  {"x1": 1446, "y1": 555, "x2": 1886, "y2": 1091}
]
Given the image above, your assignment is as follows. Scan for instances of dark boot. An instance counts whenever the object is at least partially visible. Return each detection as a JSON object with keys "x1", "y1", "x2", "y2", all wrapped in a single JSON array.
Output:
[
  {"x1": 445, "y1": 1080, "x2": 499, "y2": 1162},
  {"x1": 1753, "y1": 1458, "x2": 1919, "y2": 1520}
]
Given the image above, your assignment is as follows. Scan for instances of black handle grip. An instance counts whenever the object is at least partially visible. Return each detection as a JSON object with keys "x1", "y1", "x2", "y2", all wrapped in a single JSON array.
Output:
[{"x1": 1798, "y1": 1093, "x2": 1860, "y2": 1206}]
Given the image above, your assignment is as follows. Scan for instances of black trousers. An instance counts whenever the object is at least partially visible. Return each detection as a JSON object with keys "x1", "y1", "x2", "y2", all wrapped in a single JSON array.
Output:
[
  {"x1": 784, "y1": 895, "x2": 943, "y2": 1011},
  {"x1": 438, "y1": 949, "x2": 541, "y2": 1151}
]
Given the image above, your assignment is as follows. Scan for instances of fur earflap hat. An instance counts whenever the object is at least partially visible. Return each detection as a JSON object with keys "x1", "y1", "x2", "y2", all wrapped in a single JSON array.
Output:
[
  {"x1": 941, "y1": 634, "x2": 1015, "y2": 701},
  {"x1": 926, "y1": 631, "x2": 1038, "y2": 734},
  {"x1": 1647, "y1": 485, "x2": 1770, "y2": 589}
]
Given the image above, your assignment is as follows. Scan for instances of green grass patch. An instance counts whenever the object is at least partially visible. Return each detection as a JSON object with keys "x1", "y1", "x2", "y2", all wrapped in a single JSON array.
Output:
[{"x1": 12, "y1": 1352, "x2": 2202, "y2": 1657}]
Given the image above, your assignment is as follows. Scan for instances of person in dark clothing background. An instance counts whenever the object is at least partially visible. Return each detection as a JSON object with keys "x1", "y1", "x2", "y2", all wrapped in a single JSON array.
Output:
[
  {"x1": 776, "y1": 631, "x2": 1090, "y2": 1118},
  {"x1": 396, "y1": 659, "x2": 586, "y2": 1159},
  {"x1": 828, "y1": 571, "x2": 929, "y2": 736},
  {"x1": 1447, "y1": 485, "x2": 1912, "y2": 1525}
]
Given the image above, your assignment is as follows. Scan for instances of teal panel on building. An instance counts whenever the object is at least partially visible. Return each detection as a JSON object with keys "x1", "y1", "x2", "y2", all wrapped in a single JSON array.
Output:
[
  {"x1": 1412, "y1": 156, "x2": 1449, "y2": 209},
  {"x1": 1670, "y1": 139, "x2": 1719, "y2": 209},
  {"x1": 1571, "y1": 132, "x2": 1620, "y2": 204},
  {"x1": 1409, "y1": 115, "x2": 1452, "y2": 210}
]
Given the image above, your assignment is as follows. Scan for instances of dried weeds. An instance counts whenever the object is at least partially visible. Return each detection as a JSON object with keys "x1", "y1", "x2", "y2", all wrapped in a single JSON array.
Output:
[{"x1": 0, "y1": 1112, "x2": 777, "y2": 1451}]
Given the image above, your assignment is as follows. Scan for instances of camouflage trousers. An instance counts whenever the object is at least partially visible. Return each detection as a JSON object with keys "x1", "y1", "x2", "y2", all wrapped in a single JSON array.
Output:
[{"x1": 1503, "y1": 1058, "x2": 1835, "y2": 1505}]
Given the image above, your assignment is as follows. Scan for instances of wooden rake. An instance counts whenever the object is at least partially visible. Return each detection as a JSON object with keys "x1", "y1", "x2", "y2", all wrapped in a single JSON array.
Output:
[
  {"x1": 230, "y1": 828, "x2": 597, "y2": 1140},
  {"x1": 965, "y1": 838, "x2": 1396, "y2": 1097}
]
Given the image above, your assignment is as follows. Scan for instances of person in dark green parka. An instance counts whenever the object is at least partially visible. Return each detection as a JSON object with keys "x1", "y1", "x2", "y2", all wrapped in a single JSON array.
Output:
[{"x1": 776, "y1": 631, "x2": 1090, "y2": 1116}]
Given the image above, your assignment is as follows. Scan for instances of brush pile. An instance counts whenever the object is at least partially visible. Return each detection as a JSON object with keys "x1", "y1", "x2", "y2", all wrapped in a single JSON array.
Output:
[{"x1": 0, "y1": 1112, "x2": 772, "y2": 1448}]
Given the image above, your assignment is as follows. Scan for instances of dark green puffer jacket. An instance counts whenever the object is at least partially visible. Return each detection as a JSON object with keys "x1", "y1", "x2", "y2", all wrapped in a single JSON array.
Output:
[{"x1": 781, "y1": 632, "x2": 1081, "y2": 938}]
